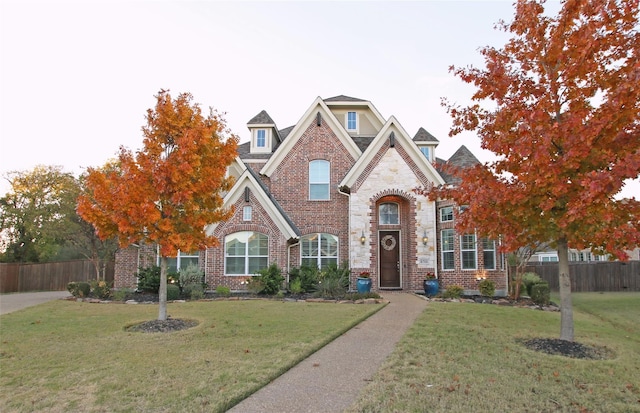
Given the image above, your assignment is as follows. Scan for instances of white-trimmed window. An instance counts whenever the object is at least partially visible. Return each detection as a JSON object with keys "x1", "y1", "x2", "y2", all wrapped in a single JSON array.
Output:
[
  {"x1": 225, "y1": 231, "x2": 268, "y2": 275},
  {"x1": 301, "y1": 233, "x2": 338, "y2": 270},
  {"x1": 420, "y1": 146, "x2": 430, "y2": 161},
  {"x1": 256, "y1": 129, "x2": 266, "y2": 147},
  {"x1": 167, "y1": 251, "x2": 199, "y2": 274},
  {"x1": 482, "y1": 238, "x2": 496, "y2": 270},
  {"x1": 441, "y1": 229, "x2": 455, "y2": 270},
  {"x1": 309, "y1": 160, "x2": 330, "y2": 200},
  {"x1": 379, "y1": 202, "x2": 399, "y2": 225},
  {"x1": 461, "y1": 233, "x2": 477, "y2": 270},
  {"x1": 440, "y1": 206, "x2": 453, "y2": 222},
  {"x1": 243, "y1": 206, "x2": 252, "y2": 221},
  {"x1": 346, "y1": 111, "x2": 357, "y2": 131}
]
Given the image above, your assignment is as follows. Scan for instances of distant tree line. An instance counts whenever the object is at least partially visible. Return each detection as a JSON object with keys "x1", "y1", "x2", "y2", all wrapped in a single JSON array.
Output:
[{"x1": 0, "y1": 165, "x2": 117, "y2": 279}]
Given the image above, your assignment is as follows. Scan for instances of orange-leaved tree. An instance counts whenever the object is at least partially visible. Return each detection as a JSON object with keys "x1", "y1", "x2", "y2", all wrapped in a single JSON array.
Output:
[
  {"x1": 427, "y1": 0, "x2": 640, "y2": 341},
  {"x1": 78, "y1": 90, "x2": 238, "y2": 320}
]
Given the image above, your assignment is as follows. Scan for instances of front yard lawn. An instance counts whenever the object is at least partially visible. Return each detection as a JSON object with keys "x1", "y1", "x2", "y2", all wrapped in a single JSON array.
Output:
[
  {"x1": 347, "y1": 292, "x2": 640, "y2": 413},
  {"x1": 0, "y1": 299, "x2": 383, "y2": 412}
]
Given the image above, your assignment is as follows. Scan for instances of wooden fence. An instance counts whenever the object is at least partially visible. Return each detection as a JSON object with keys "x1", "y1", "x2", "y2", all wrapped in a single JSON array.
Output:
[
  {"x1": 517, "y1": 261, "x2": 640, "y2": 292},
  {"x1": 0, "y1": 260, "x2": 114, "y2": 293}
]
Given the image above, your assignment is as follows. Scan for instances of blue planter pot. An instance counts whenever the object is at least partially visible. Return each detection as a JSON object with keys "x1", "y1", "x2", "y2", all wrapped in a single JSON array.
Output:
[
  {"x1": 423, "y1": 279, "x2": 439, "y2": 296},
  {"x1": 356, "y1": 277, "x2": 372, "y2": 293}
]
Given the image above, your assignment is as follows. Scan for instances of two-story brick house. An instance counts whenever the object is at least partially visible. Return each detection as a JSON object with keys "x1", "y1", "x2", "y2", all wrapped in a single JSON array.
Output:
[{"x1": 114, "y1": 95, "x2": 508, "y2": 295}]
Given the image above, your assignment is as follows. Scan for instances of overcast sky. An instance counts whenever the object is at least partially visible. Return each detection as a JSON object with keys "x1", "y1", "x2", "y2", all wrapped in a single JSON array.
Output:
[{"x1": 1, "y1": 0, "x2": 637, "y2": 198}]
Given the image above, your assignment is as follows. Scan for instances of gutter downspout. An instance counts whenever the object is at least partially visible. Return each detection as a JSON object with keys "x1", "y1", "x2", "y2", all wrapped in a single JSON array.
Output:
[{"x1": 287, "y1": 239, "x2": 300, "y2": 285}]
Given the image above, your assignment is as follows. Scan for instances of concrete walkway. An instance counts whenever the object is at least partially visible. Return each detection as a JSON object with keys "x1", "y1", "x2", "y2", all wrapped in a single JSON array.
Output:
[
  {"x1": 228, "y1": 293, "x2": 428, "y2": 413},
  {"x1": 0, "y1": 291, "x2": 71, "y2": 315}
]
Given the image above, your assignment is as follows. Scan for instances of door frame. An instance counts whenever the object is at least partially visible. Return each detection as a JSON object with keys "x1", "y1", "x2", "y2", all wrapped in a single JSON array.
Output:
[{"x1": 378, "y1": 229, "x2": 402, "y2": 289}]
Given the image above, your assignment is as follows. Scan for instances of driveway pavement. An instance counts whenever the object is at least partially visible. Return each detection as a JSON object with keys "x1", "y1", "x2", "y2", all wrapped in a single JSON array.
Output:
[{"x1": 0, "y1": 291, "x2": 72, "y2": 315}]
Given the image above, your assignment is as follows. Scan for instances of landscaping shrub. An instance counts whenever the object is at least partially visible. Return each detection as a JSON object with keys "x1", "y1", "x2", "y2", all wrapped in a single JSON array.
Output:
[
  {"x1": 442, "y1": 284, "x2": 464, "y2": 299},
  {"x1": 188, "y1": 284, "x2": 204, "y2": 300},
  {"x1": 90, "y1": 280, "x2": 111, "y2": 299},
  {"x1": 178, "y1": 264, "x2": 204, "y2": 291},
  {"x1": 313, "y1": 262, "x2": 350, "y2": 299},
  {"x1": 344, "y1": 292, "x2": 381, "y2": 300},
  {"x1": 478, "y1": 279, "x2": 496, "y2": 297},
  {"x1": 251, "y1": 263, "x2": 284, "y2": 295},
  {"x1": 215, "y1": 285, "x2": 231, "y2": 297},
  {"x1": 137, "y1": 266, "x2": 161, "y2": 293},
  {"x1": 289, "y1": 265, "x2": 320, "y2": 293},
  {"x1": 112, "y1": 288, "x2": 132, "y2": 301},
  {"x1": 289, "y1": 278, "x2": 304, "y2": 294},
  {"x1": 314, "y1": 276, "x2": 345, "y2": 298},
  {"x1": 167, "y1": 284, "x2": 180, "y2": 301},
  {"x1": 67, "y1": 281, "x2": 91, "y2": 298},
  {"x1": 522, "y1": 272, "x2": 543, "y2": 296},
  {"x1": 531, "y1": 282, "x2": 551, "y2": 306}
]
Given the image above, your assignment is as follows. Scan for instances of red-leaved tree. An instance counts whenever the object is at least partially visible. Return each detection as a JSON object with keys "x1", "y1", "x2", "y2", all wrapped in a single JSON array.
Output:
[
  {"x1": 426, "y1": 0, "x2": 640, "y2": 341},
  {"x1": 78, "y1": 90, "x2": 238, "y2": 320}
]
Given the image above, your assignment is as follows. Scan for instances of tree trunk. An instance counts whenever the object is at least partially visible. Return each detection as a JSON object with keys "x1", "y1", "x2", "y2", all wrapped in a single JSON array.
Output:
[
  {"x1": 158, "y1": 255, "x2": 168, "y2": 321},
  {"x1": 557, "y1": 238, "x2": 574, "y2": 341}
]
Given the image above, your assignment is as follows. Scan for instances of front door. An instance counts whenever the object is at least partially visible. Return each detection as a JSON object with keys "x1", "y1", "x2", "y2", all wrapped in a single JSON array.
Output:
[{"x1": 379, "y1": 230, "x2": 400, "y2": 288}]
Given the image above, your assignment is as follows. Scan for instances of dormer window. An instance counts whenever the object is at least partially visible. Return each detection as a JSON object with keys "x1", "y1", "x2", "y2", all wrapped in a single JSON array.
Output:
[
  {"x1": 346, "y1": 111, "x2": 357, "y2": 131},
  {"x1": 419, "y1": 146, "x2": 434, "y2": 162},
  {"x1": 251, "y1": 128, "x2": 272, "y2": 153},
  {"x1": 256, "y1": 130, "x2": 266, "y2": 148}
]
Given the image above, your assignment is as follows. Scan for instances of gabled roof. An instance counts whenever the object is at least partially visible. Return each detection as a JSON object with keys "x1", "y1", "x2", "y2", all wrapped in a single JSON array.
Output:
[
  {"x1": 340, "y1": 116, "x2": 445, "y2": 189},
  {"x1": 448, "y1": 145, "x2": 480, "y2": 169},
  {"x1": 435, "y1": 145, "x2": 481, "y2": 184},
  {"x1": 324, "y1": 95, "x2": 367, "y2": 102},
  {"x1": 205, "y1": 166, "x2": 300, "y2": 241},
  {"x1": 260, "y1": 96, "x2": 362, "y2": 176},
  {"x1": 247, "y1": 110, "x2": 275, "y2": 125},
  {"x1": 413, "y1": 127, "x2": 439, "y2": 143}
]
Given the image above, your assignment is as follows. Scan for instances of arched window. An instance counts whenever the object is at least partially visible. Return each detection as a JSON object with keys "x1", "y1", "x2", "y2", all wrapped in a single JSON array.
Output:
[
  {"x1": 309, "y1": 160, "x2": 330, "y2": 200},
  {"x1": 301, "y1": 233, "x2": 338, "y2": 269},
  {"x1": 225, "y1": 231, "x2": 268, "y2": 275},
  {"x1": 379, "y1": 202, "x2": 399, "y2": 225}
]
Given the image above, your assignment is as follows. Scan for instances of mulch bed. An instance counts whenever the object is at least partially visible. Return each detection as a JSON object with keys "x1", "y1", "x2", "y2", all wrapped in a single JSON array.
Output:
[
  {"x1": 126, "y1": 318, "x2": 199, "y2": 333},
  {"x1": 519, "y1": 338, "x2": 614, "y2": 360}
]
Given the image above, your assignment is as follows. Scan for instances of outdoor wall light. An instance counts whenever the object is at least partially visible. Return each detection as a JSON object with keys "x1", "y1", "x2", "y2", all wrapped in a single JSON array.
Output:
[
  {"x1": 360, "y1": 231, "x2": 366, "y2": 245},
  {"x1": 422, "y1": 231, "x2": 428, "y2": 246}
]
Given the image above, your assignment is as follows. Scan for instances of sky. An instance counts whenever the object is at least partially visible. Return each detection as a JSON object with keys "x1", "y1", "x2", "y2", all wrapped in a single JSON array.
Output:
[{"x1": 1, "y1": 0, "x2": 638, "y2": 199}]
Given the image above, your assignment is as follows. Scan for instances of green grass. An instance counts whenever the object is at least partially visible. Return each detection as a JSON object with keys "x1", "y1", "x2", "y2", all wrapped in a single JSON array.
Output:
[
  {"x1": 0, "y1": 299, "x2": 383, "y2": 412},
  {"x1": 347, "y1": 292, "x2": 640, "y2": 413}
]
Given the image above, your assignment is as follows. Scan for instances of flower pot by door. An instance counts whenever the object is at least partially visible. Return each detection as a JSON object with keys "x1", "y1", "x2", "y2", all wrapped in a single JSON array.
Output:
[
  {"x1": 357, "y1": 277, "x2": 372, "y2": 293},
  {"x1": 423, "y1": 279, "x2": 439, "y2": 296}
]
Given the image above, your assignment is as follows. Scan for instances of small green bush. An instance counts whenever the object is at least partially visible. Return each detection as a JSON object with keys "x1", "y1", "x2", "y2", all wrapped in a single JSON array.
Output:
[
  {"x1": 289, "y1": 278, "x2": 304, "y2": 294},
  {"x1": 112, "y1": 288, "x2": 132, "y2": 301},
  {"x1": 343, "y1": 292, "x2": 382, "y2": 300},
  {"x1": 531, "y1": 282, "x2": 550, "y2": 306},
  {"x1": 253, "y1": 263, "x2": 284, "y2": 295},
  {"x1": 289, "y1": 266, "x2": 320, "y2": 293},
  {"x1": 478, "y1": 279, "x2": 495, "y2": 297},
  {"x1": 179, "y1": 264, "x2": 204, "y2": 294},
  {"x1": 188, "y1": 284, "x2": 204, "y2": 300},
  {"x1": 167, "y1": 284, "x2": 180, "y2": 301},
  {"x1": 522, "y1": 272, "x2": 543, "y2": 296},
  {"x1": 137, "y1": 266, "x2": 161, "y2": 293},
  {"x1": 246, "y1": 277, "x2": 264, "y2": 294},
  {"x1": 442, "y1": 285, "x2": 464, "y2": 299},
  {"x1": 215, "y1": 285, "x2": 231, "y2": 297},
  {"x1": 67, "y1": 282, "x2": 91, "y2": 298},
  {"x1": 90, "y1": 280, "x2": 112, "y2": 299}
]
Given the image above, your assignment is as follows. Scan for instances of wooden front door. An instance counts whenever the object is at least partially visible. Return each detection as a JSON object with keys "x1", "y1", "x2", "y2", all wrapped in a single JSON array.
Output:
[{"x1": 379, "y1": 230, "x2": 400, "y2": 288}]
